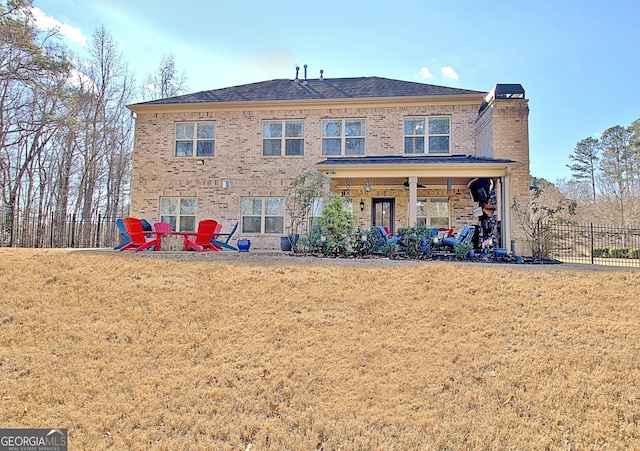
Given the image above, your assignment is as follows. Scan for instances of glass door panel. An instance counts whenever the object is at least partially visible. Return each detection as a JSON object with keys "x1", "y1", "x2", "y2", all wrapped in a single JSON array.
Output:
[{"x1": 372, "y1": 198, "x2": 395, "y2": 234}]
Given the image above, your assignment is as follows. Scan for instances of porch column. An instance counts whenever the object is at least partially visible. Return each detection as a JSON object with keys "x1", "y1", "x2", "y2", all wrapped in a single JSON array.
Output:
[
  {"x1": 322, "y1": 180, "x2": 331, "y2": 199},
  {"x1": 408, "y1": 176, "x2": 418, "y2": 226}
]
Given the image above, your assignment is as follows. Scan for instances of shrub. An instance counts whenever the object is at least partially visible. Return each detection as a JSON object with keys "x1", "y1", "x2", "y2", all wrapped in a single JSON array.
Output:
[
  {"x1": 512, "y1": 184, "x2": 573, "y2": 260},
  {"x1": 593, "y1": 247, "x2": 610, "y2": 258},
  {"x1": 316, "y1": 196, "x2": 357, "y2": 257},
  {"x1": 351, "y1": 228, "x2": 379, "y2": 257},
  {"x1": 609, "y1": 247, "x2": 629, "y2": 259},
  {"x1": 593, "y1": 247, "x2": 640, "y2": 259},
  {"x1": 398, "y1": 225, "x2": 432, "y2": 258},
  {"x1": 454, "y1": 242, "x2": 473, "y2": 260}
]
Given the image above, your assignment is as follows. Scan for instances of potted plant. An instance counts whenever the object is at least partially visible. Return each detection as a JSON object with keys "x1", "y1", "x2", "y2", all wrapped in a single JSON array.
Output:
[{"x1": 283, "y1": 170, "x2": 333, "y2": 252}]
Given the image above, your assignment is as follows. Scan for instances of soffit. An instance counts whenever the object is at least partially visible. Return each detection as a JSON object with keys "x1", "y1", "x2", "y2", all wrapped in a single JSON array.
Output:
[
  {"x1": 127, "y1": 94, "x2": 484, "y2": 114},
  {"x1": 316, "y1": 155, "x2": 518, "y2": 181}
]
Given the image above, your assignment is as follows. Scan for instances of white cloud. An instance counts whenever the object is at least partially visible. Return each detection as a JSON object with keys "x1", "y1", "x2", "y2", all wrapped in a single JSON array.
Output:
[
  {"x1": 30, "y1": 7, "x2": 88, "y2": 47},
  {"x1": 416, "y1": 66, "x2": 433, "y2": 79},
  {"x1": 68, "y1": 68, "x2": 94, "y2": 89},
  {"x1": 440, "y1": 66, "x2": 459, "y2": 80}
]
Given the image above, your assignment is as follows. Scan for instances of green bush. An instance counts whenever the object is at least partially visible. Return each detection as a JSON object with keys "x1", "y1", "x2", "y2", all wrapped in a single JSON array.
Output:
[
  {"x1": 609, "y1": 247, "x2": 629, "y2": 258},
  {"x1": 593, "y1": 247, "x2": 640, "y2": 259},
  {"x1": 593, "y1": 247, "x2": 610, "y2": 258},
  {"x1": 315, "y1": 197, "x2": 357, "y2": 257},
  {"x1": 454, "y1": 242, "x2": 473, "y2": 260},
  {"x1": 397, "y1": 225, "x2": 432, "y2": 258},
  {"x1": 351, "y1": 228, "x2": 381, "y2": 257}
]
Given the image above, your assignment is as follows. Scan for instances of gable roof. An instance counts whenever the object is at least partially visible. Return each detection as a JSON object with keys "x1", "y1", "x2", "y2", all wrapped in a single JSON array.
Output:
[{"x1": 131, "y1": 77, "x2": 485, "y2": 107}]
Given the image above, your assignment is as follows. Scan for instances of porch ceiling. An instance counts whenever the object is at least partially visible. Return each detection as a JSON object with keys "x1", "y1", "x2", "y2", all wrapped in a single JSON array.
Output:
[
  {"x1": 331, "y1": 176, "x2": 472, "y2": 189},
  {"x1": 316, "y1": 155, "x2": 518, "y2": 187}
]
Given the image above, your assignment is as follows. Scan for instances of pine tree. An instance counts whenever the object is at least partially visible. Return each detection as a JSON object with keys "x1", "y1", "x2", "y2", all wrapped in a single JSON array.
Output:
[{"x1": 567, "y1": 137, "x2": 600, "y2": 202}]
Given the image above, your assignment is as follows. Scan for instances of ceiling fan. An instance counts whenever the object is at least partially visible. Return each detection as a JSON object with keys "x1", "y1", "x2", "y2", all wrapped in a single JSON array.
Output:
[{"x1": 391, "y1": 178, "x2": 427, "y2": 189}]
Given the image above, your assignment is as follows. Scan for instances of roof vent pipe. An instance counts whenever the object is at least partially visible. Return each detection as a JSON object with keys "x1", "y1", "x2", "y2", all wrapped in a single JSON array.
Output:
[
  {"x1": 320, "y1": 69, "x2": 324, "y2": 80},
  {"x1": 303, "y1": 64, "x2": 308, "y2": 85},
  {"x1": 294, "y1": 66, "x2": 299, "y2": 83}
]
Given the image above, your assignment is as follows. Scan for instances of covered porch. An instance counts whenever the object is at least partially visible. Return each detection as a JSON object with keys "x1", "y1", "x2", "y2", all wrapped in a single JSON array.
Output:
[{"x1": 316, "y1": 155, "x2": 520, "y2": 249}]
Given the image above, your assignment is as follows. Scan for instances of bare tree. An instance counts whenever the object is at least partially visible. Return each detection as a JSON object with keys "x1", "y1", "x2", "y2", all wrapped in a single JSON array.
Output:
[
  {"x1": 597, "y1": 125, "x2": 636, "y2": 226},
  {"x1": 0, "y1": 0, "x2": 71, "y2": 245},
  {"x1": 141, "y1": 54, "x2": 188, "y2": 101},
  {"x1": 72, "y1": 24, "x2": 134, "y2": 223},
  {"x1": 0, "y1": 3, "x2": 137, "y2": 247}
]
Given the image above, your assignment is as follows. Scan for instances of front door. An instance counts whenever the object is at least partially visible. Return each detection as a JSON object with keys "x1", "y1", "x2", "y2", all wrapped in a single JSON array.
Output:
[{"x1": 372, "y1": 198, "x2": 395, "y2": 234}]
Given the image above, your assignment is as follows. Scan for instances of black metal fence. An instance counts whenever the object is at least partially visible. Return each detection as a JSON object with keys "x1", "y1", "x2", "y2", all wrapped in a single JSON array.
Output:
[
  {"x1": 549, "y1": 222, "x2": 640, "y2": 268},
  {"x1": 1, "y1": 213, "x2": 121, "y2": 249},
  {"x1": 2, "y1": 214, "x2": 640, "y2": 268}
]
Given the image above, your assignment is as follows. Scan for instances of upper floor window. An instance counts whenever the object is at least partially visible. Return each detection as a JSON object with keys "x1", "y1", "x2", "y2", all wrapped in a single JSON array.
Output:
[
  {"x1": 416, "y1": 197, "x2": 450, "y2": 228},
  {"x1": 322, "y1": 119, "x2": 365, "y2": 156},
  {"x1": 159, "y1": 197, "x2": 196, "y2": 231},
  {"x1": 262, "y1": 120, "x2": 304, "y2": 156},
  {"x1": 404, "y1": 117, "x2": 450, "y2": 154},
  {"x1": 175, "y1": 122, "x2": 215, "y2": 157}
]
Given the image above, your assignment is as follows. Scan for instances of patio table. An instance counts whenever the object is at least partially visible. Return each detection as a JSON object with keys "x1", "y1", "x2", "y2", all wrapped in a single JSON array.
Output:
[{"x1": 157, "y1": 231, "x2": 196, "y2": 251}]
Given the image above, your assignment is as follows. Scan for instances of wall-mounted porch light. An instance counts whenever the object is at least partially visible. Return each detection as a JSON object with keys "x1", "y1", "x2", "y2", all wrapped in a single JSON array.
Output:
[
  {"x1": 359, "y1": 198, "x2": 365, "y2": 212},
  {"x1": 363, "y1": 182, "x2": 372, "y2": 192}
]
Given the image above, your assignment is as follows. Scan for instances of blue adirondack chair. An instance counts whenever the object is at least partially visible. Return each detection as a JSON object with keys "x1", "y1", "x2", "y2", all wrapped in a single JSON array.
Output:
[
  {"x1": 114, "y1": 218, "x2": 131, "y2": 250},
  {"x1": 211, "y1": 221, "x2": 239, "y2": 251}
]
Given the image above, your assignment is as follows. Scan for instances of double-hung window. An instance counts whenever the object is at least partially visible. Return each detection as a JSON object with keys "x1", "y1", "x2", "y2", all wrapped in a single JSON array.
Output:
[
  {"x1": 404, "y1": 117, "x2": 450, "y2": 154},
  {"x1": 159, "y1": 197, "x2": 197, "y2": 231},
  {"x1": 322, "y1": 119, "x2": 365, "y2": 156},
  {"x1": 175, "y1": 122, "x2": 215, "y2": 157},
  {"x1": 416, "y1": 197, "x2": 450, "y2": 228},
  {"x1": 263, "y1": 120, "x2": 304, "y2": 156},
  {"x1": 241, "y1": 197, "x2": 284, "y2": 234}
]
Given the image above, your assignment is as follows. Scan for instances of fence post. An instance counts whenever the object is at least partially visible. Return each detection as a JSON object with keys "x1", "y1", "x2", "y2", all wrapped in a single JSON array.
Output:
[
  {"x1": 590, "y1": 223, "x2": 594, "y2": 265},
  {"x1": 96, "y1": 214, "x2": 102, "y2": 248},
  {"x1": 50, "y1": 212, "x2": 54, "y2": 247},
  {"x1": 71, "y1": 214, "x2": 76, "y2": 248}
]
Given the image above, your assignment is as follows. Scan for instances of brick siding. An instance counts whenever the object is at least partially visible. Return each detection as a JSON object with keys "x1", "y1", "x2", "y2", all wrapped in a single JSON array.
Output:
[{"x1": 131, "y1": 97, "x2": 530, "y2": 250}]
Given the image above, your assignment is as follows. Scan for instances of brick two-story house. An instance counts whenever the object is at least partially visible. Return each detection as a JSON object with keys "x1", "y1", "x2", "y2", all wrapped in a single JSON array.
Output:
[{"x1": 127, "y1": 73, "x2": 530, "y2": 253}]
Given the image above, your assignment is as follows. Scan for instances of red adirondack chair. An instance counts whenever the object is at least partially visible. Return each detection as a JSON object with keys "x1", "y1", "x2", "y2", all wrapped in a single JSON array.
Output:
[
  {"x1": 183, "y1": 220, "x2": 221, "y2": 252},
  {"x1": 153, "y1": 222, "x2": 172, "y2": 234},
  {"x1": 119, "y1": 217, "x2": 162, "y2": 252}
]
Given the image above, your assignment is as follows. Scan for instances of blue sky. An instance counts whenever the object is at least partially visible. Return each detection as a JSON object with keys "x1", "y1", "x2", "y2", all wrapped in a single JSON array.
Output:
[{"x1": 31, "y1": 0, "x2": 640, "y2": 183}]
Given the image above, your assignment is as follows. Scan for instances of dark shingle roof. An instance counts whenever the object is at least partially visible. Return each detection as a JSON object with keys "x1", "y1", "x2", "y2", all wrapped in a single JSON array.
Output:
[
  {"x1": 134, "y1": 77, "x2": 485, "y2": 106},
  {"x1": 316, "y1": 155, "x2": 517, "y2": 167}
]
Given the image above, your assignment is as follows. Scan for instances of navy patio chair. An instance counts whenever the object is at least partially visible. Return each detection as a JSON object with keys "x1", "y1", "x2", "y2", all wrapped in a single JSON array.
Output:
[{"x1": 441, "y1": 225, "x2": 476, "y2": 248}]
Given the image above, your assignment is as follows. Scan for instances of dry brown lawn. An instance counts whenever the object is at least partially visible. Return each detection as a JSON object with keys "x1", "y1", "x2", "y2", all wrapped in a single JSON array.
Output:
[{"x1": 1, "y1": 248, "x2": 639, "y2": 450}]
